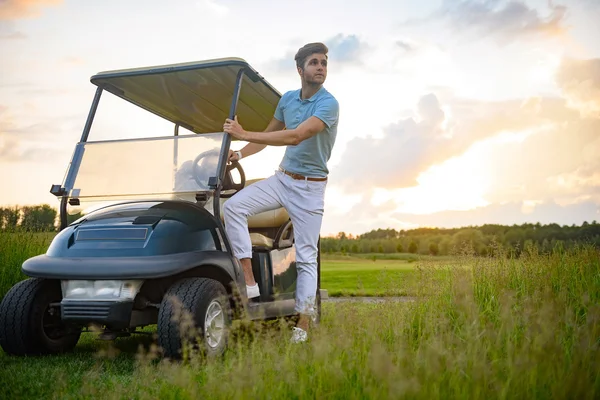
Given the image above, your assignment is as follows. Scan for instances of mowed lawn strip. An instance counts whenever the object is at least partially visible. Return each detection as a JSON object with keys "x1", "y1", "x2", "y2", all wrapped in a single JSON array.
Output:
[{"x1": 320, "y1": 258, "x2": 450, "y2": 297}]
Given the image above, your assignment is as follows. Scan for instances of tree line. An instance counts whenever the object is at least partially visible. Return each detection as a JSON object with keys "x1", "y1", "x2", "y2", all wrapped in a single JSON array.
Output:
[
  {"x1": 0, "y1": 204, "x2": 89, "y2": 232},
  {"x1": 321, "y1": 222, "x2": 600, "y2": 256},
  {"x1": 2, "y1": 204, "x2": 599, "y2": 256},
  {"x1": 0, "y1": 205, "x2": 59, "y2": 232}
]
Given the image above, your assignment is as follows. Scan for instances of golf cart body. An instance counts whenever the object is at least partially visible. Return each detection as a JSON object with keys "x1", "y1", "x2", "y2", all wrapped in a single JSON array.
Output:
[{"x1": 0, "y1": 58, "x2": 321, "y2": 358}]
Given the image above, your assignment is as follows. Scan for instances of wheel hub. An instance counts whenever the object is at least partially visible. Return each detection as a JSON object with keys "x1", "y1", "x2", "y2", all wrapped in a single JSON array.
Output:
[{"x1": 204, "y1": 300, "x2": 225, "y2": 348}]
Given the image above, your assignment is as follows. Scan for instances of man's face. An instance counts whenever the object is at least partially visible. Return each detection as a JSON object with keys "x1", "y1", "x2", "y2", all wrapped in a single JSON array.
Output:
[{"x1": 299, "y1": 53, "x2": 328, "y2": 84}]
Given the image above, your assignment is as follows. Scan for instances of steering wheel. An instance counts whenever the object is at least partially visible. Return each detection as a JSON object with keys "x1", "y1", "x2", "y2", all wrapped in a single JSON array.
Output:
[
  {"x1": 192, "y1": 150, "x2": 246, "y2": 198},
  {"x1": 221, "y1": 160, "x2": 246, "y2": 198}
]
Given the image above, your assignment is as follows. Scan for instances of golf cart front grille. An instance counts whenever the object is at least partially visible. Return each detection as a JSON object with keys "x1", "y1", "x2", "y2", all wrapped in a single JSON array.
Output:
[
  {"x1": 62, "y1": 303, "x2": 112, "y2": 318},
  {"x1": 61, "y1": 301, "x2": 134, "y2": 328}
]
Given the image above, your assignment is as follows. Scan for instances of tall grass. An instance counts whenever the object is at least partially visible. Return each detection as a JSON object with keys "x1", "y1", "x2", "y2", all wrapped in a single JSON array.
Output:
[
  {"x1": 0, "y1": 232, "x2": 54, "y2": 298},
  {"x1": 1, "y1": 236, "x2": 599, "y2": 398}
]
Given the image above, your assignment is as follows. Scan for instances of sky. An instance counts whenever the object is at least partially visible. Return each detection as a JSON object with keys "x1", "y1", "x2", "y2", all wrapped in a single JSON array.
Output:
[{"x1": 1, "y1": 0, "x2": 599, "y2": 236}]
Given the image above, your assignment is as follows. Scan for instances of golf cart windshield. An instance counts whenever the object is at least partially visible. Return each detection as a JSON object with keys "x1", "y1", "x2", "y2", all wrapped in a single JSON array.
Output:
[{"x1": 63, "y1": 133, "x2": 225, "y2": 202}]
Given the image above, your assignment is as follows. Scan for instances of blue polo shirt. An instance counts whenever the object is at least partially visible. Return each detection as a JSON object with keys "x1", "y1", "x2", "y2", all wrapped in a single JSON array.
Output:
[{"x1": 274, "y1": 86, "x2": 339, "y2": 178}]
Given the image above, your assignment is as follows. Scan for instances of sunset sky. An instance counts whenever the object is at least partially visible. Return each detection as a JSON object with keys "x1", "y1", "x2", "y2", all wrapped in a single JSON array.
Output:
[{"x1": 1, "y1": 0, "x2": 599, "y2": 236}]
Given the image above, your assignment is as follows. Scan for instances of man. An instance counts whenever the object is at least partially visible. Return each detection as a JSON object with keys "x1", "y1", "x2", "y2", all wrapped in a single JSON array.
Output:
[{"x1": 222, "y1": 42, "x2": 339, "y2": 343}]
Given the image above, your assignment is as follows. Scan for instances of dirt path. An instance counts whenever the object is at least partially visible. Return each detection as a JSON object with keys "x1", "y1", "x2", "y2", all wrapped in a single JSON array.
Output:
[{"x1": 323, "y1": 296, "x2": 416, "y2": 303}]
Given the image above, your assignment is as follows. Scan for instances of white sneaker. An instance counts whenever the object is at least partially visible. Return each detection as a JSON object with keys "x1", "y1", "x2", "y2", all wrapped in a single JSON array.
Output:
[
  {"x1": 246, "y1": 283, "x2": 260, "y2": 299},
  {"x1": 290, "y1": 327, "x2": 308, "y2": 343}
]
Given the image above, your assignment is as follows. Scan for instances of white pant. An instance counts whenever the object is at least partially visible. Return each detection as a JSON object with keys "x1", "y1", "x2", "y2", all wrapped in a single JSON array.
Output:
[{"x1": 223, "y1": 170, "x2": 326, "y2": 316}]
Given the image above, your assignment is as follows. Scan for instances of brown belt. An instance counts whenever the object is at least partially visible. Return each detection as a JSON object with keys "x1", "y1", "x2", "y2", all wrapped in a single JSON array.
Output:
[{"x1": 279, "y1": 168, "x2": 327, "y2": 181}]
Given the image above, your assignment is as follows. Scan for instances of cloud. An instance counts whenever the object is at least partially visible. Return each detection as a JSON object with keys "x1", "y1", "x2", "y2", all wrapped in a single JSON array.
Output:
[
  {"x1": 473, "y1": 56, "x2": 600, "y2": 208},
  {"x1": 0, "y1": 105, "x2": 76, "y2": 163},
  {"x1": 401, "y1": 0, "x2": 567, "y2": 45},
  {"x1": 322, "y1": 190, "x2": 416, "y2": 235},
  {"x1": 480, "y1": 117, "x2": 600, "y2": 206},
  {"x1": 0, "y1": 135, "x2": 55, "y2": 162},
  {"x1": 271, "y1": 33, "x2": 370, "y2": 73},
  {"x1": 329, "y1": 93, "x2": 446, "y2": 191},
  {"x1": 329, "y1": 93, "x2": 578, "y2": 193},
  {"x1": 326, "y1": 34, "x2": 370, "y2": 65},
  {"x1": 395, "y1": 39, "x2": 422, "y2": 55},
  {"x1": 556, "y1": 57, "x2": 600, "y2": 115},
  {"x1": 0, "y1": 0, "x2": 63, "y2": 20}
]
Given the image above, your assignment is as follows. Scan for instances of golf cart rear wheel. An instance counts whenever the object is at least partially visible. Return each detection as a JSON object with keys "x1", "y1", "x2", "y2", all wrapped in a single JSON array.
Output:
[
  {"x1": 157, "y1": 277, "x2": 231, "y2": 359},
  {"x1": 0, "y1": 278, "x2": 81, "y2": 356}
]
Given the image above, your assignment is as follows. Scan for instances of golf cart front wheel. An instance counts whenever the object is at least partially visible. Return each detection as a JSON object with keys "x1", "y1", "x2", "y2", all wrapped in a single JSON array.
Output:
[
  {"x1": 157, "y1": 277, "x2": 231, "y2": 360},
  {"x1": 0, "y1": 278, "x2": 82, "y2": 356}
]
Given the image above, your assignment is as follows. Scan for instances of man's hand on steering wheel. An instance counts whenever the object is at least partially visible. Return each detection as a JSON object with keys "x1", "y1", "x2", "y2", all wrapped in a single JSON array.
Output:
[{"x1": 228, "y1": 149, "x2": 242, "y2": 163}]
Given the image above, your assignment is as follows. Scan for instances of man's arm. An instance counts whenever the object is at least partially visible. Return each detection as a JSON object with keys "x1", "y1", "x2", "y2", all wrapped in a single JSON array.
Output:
[
  {"x1": 225, "y1": 116, "x2": 326, "y2": 146},
  {"x1": 239, "y1": 117, "x2": 286, "y2": 156}
]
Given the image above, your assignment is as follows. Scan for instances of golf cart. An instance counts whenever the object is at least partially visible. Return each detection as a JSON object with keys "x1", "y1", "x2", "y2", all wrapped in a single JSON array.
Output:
[{"x1": 0, "y1": 58, "x2": 322, "y2": 359}]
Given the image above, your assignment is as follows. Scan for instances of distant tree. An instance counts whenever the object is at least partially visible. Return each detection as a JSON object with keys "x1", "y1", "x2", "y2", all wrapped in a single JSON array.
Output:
[
  {"x1": 21, "y1": 205, "x2": 57, "y2": 231},
  {"x1": 408, "y1": 241, "x2": 418, "y2": 254},
  {"x1": 396, "y1": 243, "x2": 403, "y2": 253},
  {"x1": 505, "y1": 228, "x2": 525, "y2": 249},
  {"x1": 2, "y1": 206, "x2": 20, "y2": 230},
  {"x1": 440, "y1": 237, "x2": 452, "y2": 255},
  {"x1": 452, "y1": 228, "x2": 486, "y2": 254},
  {"x1": 429, "y1": 242, "x2": 439, "y2": 255}
]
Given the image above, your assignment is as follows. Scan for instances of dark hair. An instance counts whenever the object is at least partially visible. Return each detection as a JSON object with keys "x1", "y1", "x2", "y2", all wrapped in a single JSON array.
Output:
[{"x1": 294, "y1": 42, "x2": 329, "y2": 69}]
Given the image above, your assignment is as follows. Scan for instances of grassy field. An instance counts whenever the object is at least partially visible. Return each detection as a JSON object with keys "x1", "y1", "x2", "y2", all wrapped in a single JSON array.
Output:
[
  {"x1": 0, "y1": 232, "x2": 53, "y2": 299},
  {"x1": 1, "y1": 232, "x2": 599, "y2": 398},
  {"x1": 320, "y1": 257, "x2": 450, "y2": 297}
]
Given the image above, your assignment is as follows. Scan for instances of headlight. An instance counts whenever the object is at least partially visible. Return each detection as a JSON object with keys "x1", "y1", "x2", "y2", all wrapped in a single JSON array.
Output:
[{"x1": 61, "y1": 280, "x2": 143, "y2": 300}]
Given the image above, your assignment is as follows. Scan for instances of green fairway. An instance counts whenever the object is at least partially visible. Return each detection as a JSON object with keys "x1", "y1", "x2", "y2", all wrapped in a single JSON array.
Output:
[{"x1": 321, "y1": 258, "x2": 426, "y2": 297}]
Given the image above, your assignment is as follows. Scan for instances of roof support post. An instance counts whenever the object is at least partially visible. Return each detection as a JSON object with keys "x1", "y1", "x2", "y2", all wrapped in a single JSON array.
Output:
[
  {"x1": 211, "y1": 68, "x2": 245, "y2": 223},
  {"x1": 53, "y1": 86, "x2": 103, "y2": 231},
  {"x1": 81, "y1": 86, "x2": 103, "y2": 143}
]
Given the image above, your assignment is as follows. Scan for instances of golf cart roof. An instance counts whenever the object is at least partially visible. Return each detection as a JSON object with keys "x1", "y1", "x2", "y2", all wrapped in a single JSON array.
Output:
[{"x1": 90, "y1": 57, "x2": 281, "y2": 134}]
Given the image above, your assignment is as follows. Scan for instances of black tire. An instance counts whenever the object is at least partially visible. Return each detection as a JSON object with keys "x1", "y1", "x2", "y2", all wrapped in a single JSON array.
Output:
[
  {"x1": 0, "y1": 278, "x2": 81, "y2": 356},
  {"x1": 157, "y1": 277, "x2": 231, "y2": 360}
]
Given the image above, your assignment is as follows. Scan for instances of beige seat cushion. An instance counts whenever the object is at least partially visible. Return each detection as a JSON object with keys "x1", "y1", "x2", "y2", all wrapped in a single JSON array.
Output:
[
  {"x1": 216, "y1": 198, "x2": 288, "y2": 229},
  {"x1": 250, "y1": 233, "x2": 274, "y2": 249},
  {"x1": 219, "y1": 178, "x2": 289, "y2": 229}
]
